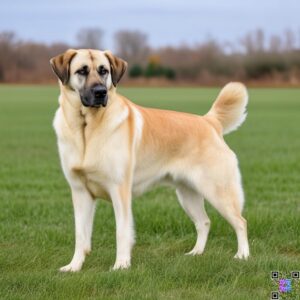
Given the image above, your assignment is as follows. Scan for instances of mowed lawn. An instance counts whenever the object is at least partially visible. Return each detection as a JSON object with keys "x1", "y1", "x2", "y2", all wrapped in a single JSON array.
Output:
[{"x1": 0, "y1": 85, "x2": 299, "y2": 300}]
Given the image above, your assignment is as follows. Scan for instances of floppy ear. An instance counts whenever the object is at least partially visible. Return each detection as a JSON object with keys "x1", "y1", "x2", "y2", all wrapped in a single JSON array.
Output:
[
  {"x1": 50, "y1": 49, "x2": 77, "y2": 85},
  {"x1": 104, "y1": 51, "x2": 127, "y2": 86}
]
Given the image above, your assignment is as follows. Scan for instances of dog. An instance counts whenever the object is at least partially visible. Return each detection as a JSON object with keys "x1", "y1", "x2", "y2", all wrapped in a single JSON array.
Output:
[{"x1": 50, "y1": 49, "x2": 250, "y2": 272}]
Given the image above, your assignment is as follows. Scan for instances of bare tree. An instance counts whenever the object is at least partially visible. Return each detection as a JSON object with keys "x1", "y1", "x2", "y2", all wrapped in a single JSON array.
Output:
[
  {"x1": 240, "y1": 32, "x2": 256, "y2": 54},
  {"x1": 269, "y1": 35, "x2": 282, "y2": 53},
  {"x1": 284, "y1": 29, "x2": 296, "y2": 51},
  {"x1": 0, "y1": 31, "x2": 16, "y2": 44},
  {"x1": 254, "y1": 29, "x2": 265, "y2": 52},
  {"x1": 114, "y1": 30, "x2": 149, "y2": 64},
  {"x1": 0, "y1": 31, "x2": 17, "y2": 81},
  {"x1": 76, "y1": 28, "x2": 104, "y2": 49},
  {"x1": 240, "y1": 29, "x2": 266, "y2": 54}
]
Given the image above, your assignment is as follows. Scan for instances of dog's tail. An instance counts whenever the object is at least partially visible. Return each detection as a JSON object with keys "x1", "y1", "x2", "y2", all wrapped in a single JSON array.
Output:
[{"x1": 206, "y1": 82, "x2": 248, "y2": 135}]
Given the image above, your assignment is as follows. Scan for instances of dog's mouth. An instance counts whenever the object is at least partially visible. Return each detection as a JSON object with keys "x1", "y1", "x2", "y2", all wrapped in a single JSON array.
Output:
[{"x1": 81, "y1": 95, "x2": 108, "y2": 108}]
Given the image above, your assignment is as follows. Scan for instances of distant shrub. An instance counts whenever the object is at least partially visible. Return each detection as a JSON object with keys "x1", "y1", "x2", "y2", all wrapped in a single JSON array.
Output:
[
  {"x1": 163, "y1": 67, "x2": 176, "y2": 80},
  {"x1": 129, "y1": 64, "x2": 143, "y2": 78},
  {"x1": 128, "y1": 62, "x2": 176, "y2": 80},
  {"x1": 244, "y1": 53, "x2": 288, "y2": 79},
  {"x1": 144, "y1": 61, "x2": 176, "y2": 80},
  {"x1": 144, "y1": 62, "x2": 164, "y2": 77}
]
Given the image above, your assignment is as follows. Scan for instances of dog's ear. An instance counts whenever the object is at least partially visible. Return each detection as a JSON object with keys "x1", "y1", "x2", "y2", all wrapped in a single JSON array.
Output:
[
  {"x1": 104, "y1": 51, "x2": 127, "y2": 86},
  {"x1": 50, "y1": 49, "x2": 77, "y2": 85}
]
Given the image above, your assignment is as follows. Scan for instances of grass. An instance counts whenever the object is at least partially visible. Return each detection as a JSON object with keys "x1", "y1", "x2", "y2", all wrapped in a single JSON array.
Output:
[{"x1": 0, "y1": 85, "x2": 299, "y2": 299}]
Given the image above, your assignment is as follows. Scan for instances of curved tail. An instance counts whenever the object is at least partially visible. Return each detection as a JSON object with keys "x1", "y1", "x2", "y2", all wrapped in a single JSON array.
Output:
[{"x1": 206, "y1": 82, "x2": 248, "y2": 135}]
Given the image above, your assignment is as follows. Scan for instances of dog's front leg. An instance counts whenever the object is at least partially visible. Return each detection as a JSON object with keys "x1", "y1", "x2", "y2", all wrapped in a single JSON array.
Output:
[
  {"x1": 109, "y1": 184, "x2": 135, "y2": 270},
  {"x1": 60, "y1": 186, "x2": 96, "y2": 272}
]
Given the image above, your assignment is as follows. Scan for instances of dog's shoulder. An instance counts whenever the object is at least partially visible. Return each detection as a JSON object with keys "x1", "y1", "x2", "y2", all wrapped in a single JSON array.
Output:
[{"x1": 53, "y1": 107, "x2": 63, "y2": 136}]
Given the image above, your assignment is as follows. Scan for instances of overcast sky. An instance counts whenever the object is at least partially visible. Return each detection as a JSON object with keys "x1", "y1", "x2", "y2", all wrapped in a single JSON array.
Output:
[{"x1": 1, "y1": 0, "x2": 299, "y2": 50}]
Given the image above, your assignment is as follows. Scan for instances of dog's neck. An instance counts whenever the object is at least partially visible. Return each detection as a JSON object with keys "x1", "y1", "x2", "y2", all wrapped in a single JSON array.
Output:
[{"x1": 58, "y1": 83, "x2": 118, "y2": 130}]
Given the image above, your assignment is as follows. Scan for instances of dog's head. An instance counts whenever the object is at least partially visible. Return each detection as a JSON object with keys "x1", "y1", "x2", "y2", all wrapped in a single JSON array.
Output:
[{"x1": 50, "y1": 49, "x2": 127, "y2": 108}]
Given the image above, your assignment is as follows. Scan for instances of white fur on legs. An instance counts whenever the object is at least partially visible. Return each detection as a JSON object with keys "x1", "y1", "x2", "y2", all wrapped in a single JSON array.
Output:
[
  {"x1": 232, "y1": 216, "x2": 249, "y2": 259},
  {"x1": 60, "y1": 187, "x2": 96, "y2": 272},
  {"x1": 110, "y1": 186, "x2": 135, "y2": 270},
  {"x1": 176, "y1": 186, "x2": 211, "y2": 255},
  {"x1": 218, "y1": 203, "x2": 249, "y2": 260},
  {"x1": 202, "y1": 182, "x2": 249, "y2": 260}
]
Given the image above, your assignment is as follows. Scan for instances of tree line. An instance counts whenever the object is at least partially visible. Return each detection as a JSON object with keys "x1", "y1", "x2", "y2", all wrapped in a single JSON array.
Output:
[{"x1": 0, "y1": 28, "x2": 300, "y2": 85}]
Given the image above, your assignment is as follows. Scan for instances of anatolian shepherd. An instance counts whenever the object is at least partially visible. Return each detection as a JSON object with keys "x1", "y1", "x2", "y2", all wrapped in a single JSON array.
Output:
[{"x1": 50, "y1": 49, "x2": 250, "y2": 272}]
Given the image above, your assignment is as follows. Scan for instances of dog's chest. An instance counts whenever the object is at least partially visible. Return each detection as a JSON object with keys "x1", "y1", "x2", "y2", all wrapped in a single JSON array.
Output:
[{"x1": 53, "y1": 108, "x2": 129, "y2": 197}]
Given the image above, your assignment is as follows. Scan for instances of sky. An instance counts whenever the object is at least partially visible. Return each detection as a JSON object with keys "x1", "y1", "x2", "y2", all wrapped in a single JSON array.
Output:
[{"x1": 1, "y1": 0, "x2": 299, "y2": 50}]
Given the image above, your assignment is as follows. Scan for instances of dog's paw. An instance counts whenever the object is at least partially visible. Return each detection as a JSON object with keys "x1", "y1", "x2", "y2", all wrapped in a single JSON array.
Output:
[
  {"x1": 185, "y1": 248, "x2": 204, "y2": 256},
  {"x1": 112, "y1": 259, "x2": 131, "y2": 271},
  {"x1": 234, "y1": 251, "x2": 249, "y2": 260},
  {"x1": 59, "y1": 262, "x2": 82, "y2": 272}
]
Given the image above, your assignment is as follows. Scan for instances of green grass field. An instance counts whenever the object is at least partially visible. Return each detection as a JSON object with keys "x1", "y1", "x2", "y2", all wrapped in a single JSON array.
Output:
[{"x1": 0, "y1": 85, "x2": 299, "y2": 300}]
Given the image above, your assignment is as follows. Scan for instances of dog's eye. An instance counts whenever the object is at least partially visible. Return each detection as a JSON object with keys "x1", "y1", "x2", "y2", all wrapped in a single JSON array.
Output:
[
  {"x1": 76, "y1": 66, "x2": 89, "y2": 76},
  {"x1": 98, "y1": 66, "x2": 108, "y2": 76}
]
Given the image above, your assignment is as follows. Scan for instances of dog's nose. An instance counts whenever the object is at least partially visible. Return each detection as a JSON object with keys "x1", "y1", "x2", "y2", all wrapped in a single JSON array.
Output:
[{"x1": 92, "y1": 86, "x2": 107, "y2": 99}]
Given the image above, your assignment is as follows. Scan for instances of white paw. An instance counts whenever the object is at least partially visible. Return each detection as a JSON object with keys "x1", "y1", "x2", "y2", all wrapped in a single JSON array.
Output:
[
  {"x1": 59, "y1": 262, "x2": 82, "y2": 272},
  {"x1": 185, "y1": 248, "x2": 204, "y2": 256},
  {"x1": 112, "y1": 259, "x2": 131, "y2": 270},
  {"x1": 234, "y1": 251, "x2": 249, "y2": 260}
]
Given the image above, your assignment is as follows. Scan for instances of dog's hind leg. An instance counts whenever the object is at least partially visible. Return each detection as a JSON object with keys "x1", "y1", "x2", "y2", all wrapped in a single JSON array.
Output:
[
  {"x1": 60, "y1": 185, "x2": 96, "y2": 272},
  {"x1": 176, "y1": 186, "x2": 211, "y2": 255},
  {"x1": 200, "y1": 165, "x2": 250, "y2": 260}
]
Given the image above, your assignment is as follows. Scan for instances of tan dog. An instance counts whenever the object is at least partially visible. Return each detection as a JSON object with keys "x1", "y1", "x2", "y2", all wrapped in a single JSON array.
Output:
[{"x1": 50, "y1": 49, "x2": 250, "y2": 272}]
